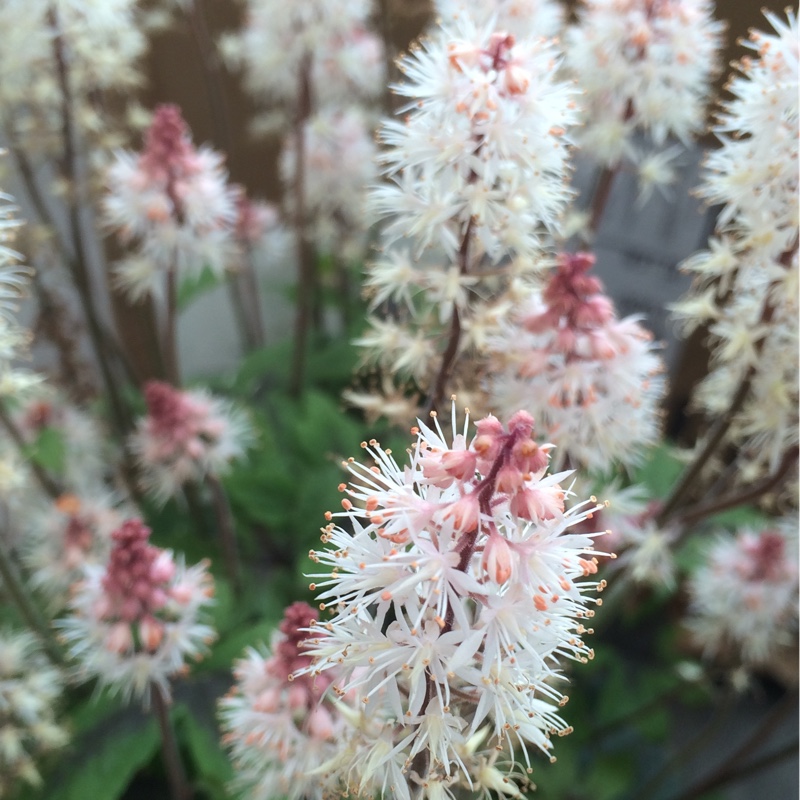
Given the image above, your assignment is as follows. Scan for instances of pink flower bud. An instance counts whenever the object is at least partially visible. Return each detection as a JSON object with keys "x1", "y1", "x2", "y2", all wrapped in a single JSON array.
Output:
[
  {"x1": 253, "y1": 687, "x2": 280, "y2": 713},
  {"x1": 106, "y1": 622, "x2": 133, "y2": 654},
  {"x1": 140, "y1": 616, "x2": 164, "y2": 652},
  {"x1": 507, "y1": 410, "x2": 534, "y2": 436},
  {"x1": 308, "y1": 705, "x2": 335, "y2": 740},
  {"x1": 170, "y1": 583, "x2": 193, "y2": 605},
  {"x1": 512, "y1": 439, "x2": 549, "y2": 475},
  {"x1": 496, "y1": 464, "x2": 524, "y2": 493},
  {"x1": 510, "y1": 486, "x2": 564, "y2": 522},
  {"x1": 482, "y1": 534, "x2": 513, "y2": 584},
  {"x1": 287, "y1": 683, "x2": 308, "y2": 710},
  {"x1": 440, "y1": 449, "x2": 477, "y2": 481},
  {"x1": 504, "y1": 63, "x2": 531, "y2": 95},
  {"x1": 151, "y1": 551, "x2": 176, "y2": 583},
  {"x1": 444, "y1": 493, "x2": 480, "y2": 532}
]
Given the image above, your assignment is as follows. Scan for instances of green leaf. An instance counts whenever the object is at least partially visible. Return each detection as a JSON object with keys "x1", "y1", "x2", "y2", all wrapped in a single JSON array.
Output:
[
  {"x1": 175, "y1": 704, "x2": 233, "y2": 797},
  {"x1": 177, "y1": 266, "x2": 224, "y2": 311},
  {"x1": 27, "y1": 426, "x2": 66, "y2": 474},
  {"x1": 633, "y1": 444, "x2": 685, "y2": 499},
  {"x1": 586, "y1": 753, "x2": 636, "y2": 800},
  {"x1": 46, "y1": 707, "x2": 159, "y2": 800}
]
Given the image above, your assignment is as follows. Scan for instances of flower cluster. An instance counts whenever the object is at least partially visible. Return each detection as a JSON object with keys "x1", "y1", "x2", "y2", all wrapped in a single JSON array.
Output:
[
  {"x1": 220, "y1": 0, "x2": 382, "y2": 124},
  {"x1": 22, "y1": 493, "x2": 127, "y2": 610},
  {"x1": 104, "y1": 104, "x2": 238, "y2": 300},
  {"x1": 672, "y1": 10, "x2": 798, "y2": 480},
  {"x1": 486, "y1": 252, "x2": 665, "y2": 473},
  {"x1": 564, "y1": 0, "x2": 723, "y2": 176},
  {"x1": 299, "y1": 406, "x2": 607, "y2": 797},
  {"x1": 13, "y1": 386, "x2": 108, "y2": 490},
  {"x1": 220, "y1": 602, "x2": 346, "y2": 800},
  {"x1": 353, "y1": 14, "x2": 579, "y2": 418},
  {"x1": 686, "y1": 522, "x2": 799, "y2": 664},
  {"x1": 59, "y1": 518, "x2": 215, "y2": 703},
  {"x1": 0, "y1": 186, "x2": 36, "y2": 399},
  {"x1": 130, "y1": 381, "x2": 250, "y2": 503},
  {"x1": 0, "y1": 630, "x2": 68, "y2": 796},
  {"x1": 279, "y1": 107, "x2": 379, "y2": 261},
  {"x1": 0, "y1": 0, "x2": 149, "y2": 171}
]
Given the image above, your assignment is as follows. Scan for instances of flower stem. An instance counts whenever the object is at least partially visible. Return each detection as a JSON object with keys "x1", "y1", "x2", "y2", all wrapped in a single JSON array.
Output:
[
  {"x1": 587, "y1": 164, "x2": 618, "y2": 235},
  {"x1": 0, "y1": 536, "x2": 64, "y2": 665},
  {"x1": 50, "y1": 8, "x2": 133, "y2": 439},
  {"x1": 151, "y1": 684, "x2": 193, "y2": 800},
  {"x1": 423, "y1": 218, "x2": 474, "y2": 417},
  {"x1": 0, "y1": 404, "x2": 62, "y2": 500},
  {"x1": 676, "y1": 446, "x2": 798, "y2": 529},
  {"x1": 205, "y1": 473, "x2": 241, "y2": 595},
  {"x1": 670, "y1": 691, "x2": 798, "y2": 800},
  {"x1": 163, "y1": 267, "x2": 181, "y2": 386},
  {"x1": 289, "y1": 59, "x2": 315, "y2": 399}
]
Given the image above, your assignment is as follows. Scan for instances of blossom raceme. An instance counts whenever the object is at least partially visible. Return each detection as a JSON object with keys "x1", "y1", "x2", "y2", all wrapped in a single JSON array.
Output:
[
  {"x1": 22, "y1": 492, "x2": 127, "y2": 611},
  {"x1": 0, "y1": 629, "x2": 68, "y2": 796},
  {"x1": 220, "y1": 602, "x2": 347, "y2": 800},
  {"x1": 279, "y1": 107, "x2": 379, "y2": 261},
  {"x1": 486, "y1": 252, "x2": 665, "y2": 473},
  {"x1": 353, "y1": 13, "x2": 580, "y2": 418},
  {"x1": 104, "y1": 104, "x2": 238, "y2": 300},
  {"x1": 564, "y1": 0, "x2": 723, "y2": 170},
  {"x1": 672, "y1": 10, "x2": 799, "y2": 479},
  {"x1": 686, "y1": 522, "x2": 799, "y2": 664},
  {"x1": 220, "y1": 0, "x2": 383, "y2": 122},
  {"x1": 299, "y1": 406, "x2": 610, "y2": 797},
  {"x1": 59, "y1": 518, "x2": 215, "y2": 704},
  {"x1": 130, "y1": 381, "x2": 251, "y2": 503}
]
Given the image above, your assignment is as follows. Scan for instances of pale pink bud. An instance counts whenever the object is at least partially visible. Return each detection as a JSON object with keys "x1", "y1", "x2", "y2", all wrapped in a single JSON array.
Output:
[
  {"x1": 308, "y1": 705, "x2": 335, "y2": 740},
  {"x1": 504, "y1": 63, "x2": 531, "y2": 95},
  {"x1": 106, "y1": 622, "x2": 133, "y2": 654},
  {"x1": 440, "y1": 449, "x2": 477, "y2": 481},
  {"x1": 482, "y1": 534, "x2": 513, "y2": 584},
  {"x1": 170, "y1": 583, "x2": 193, "y2": 604},
  {"x1": 510, "y1": 486, "x2": 564, "y2": 522},
  {"x1": 512, "y1": 439, "x2": 549, "y2": 475},
  {"x1": 447, "y1": 43, "x2": 482, "y2": 70},
  {"x1": 253, "y1": 687, "x2": 280, "y2": 713},
  {"x1": 151, "y1": 551, "x2": 176, "y2": 583},
  {"x1": 589, "y1": 330, "x2": 618, "y2": 359},
  {"x1": 287, "y1": 684, "x2": 308, "y2": 710},
  {"x1": 496, "y1": 464, "x2": 524, "y2": 493},
  {"x1": 444, "y1": 493, "x2": 480, "y2": 532},
  {"x1": 555, "y1": 327, "x2": 578, "y2": 353},
  {"x1": 186, "y1": 438, "x2": 205, "y2": 459},
  {"x1": 140, "y1": 616, "x2": 165, "y2": 652},
  {"x1": 507, "y1": 410, "x2": 534, "y2": 436}
]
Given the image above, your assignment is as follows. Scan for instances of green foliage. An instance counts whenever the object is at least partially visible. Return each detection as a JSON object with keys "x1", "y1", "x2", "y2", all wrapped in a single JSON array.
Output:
[
  {"x1": 177, "y1": 266, "x2": 225, "y2": 312},
  {"x1": 633, "y1": 443, "x2": 685, "y2": 498},
  {"x1": 25, "y1": 426, "x2": 66, "y2": 475},
  {"x1": 38, "y1": 706, "x2": 159, "y2": 800}
]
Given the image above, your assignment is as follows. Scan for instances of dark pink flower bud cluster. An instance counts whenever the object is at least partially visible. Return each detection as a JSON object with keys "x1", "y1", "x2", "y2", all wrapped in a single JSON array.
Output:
[
  {"x1": 740, "y1": 530, "x2": 789, "y2": 583},
  {"x1": 140, "y1": 104, "x2": 195, "y2": 181},
  {"x1": 527, "y1": 252, "x2": 613, "y2": 333},
  {"x1": 143, "y1": 381, "x2": 225, "y2": 462},
  {"x1": 234, "y1": 190, "x2": 280, "y2": 244},
  {"x1": 99, "y1": 519, "x2": 174, "y2": 623},
  {"x1": 95, "y1": 519, "x2": 178, "y2": 654},
  {"x1": 417, "y1": 410, "x2": 565, "y2": 586},
  {"x1": 265, "y1": 602, "x2": 332, "y2": 711}
]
